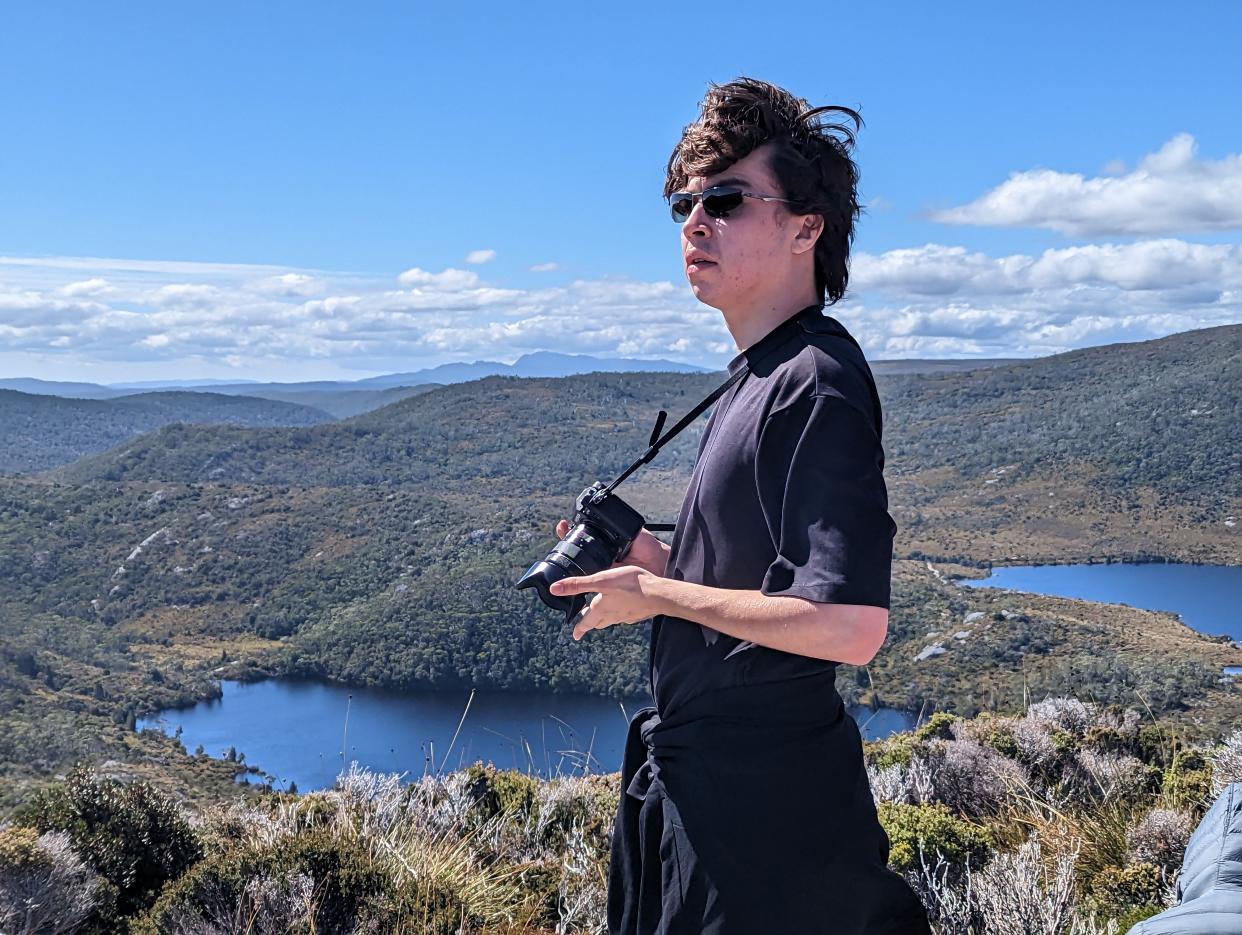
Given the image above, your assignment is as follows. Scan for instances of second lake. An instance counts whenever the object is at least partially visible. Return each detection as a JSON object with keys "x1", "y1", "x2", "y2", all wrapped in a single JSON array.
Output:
[{"x1": 140, "y1": 678, "x2": 917, "y2": 792}]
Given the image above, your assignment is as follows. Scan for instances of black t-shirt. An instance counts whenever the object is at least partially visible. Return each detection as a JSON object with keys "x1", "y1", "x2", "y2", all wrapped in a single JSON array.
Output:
[{"x1": 649, "y1": 304, "x2": 898, "y2": 714}]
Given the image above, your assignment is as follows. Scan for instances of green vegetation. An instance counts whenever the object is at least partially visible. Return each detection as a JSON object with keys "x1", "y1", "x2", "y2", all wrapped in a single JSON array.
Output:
[
  {"x1": 3, "y1": 698, "x2": 1238, "y2": 932},
  {"x1": 0, "y1": 324, "x2": 1239, "y2": 810},
  {"x1": 0, "y1": 388, "x2": 333, "y2": 474}
]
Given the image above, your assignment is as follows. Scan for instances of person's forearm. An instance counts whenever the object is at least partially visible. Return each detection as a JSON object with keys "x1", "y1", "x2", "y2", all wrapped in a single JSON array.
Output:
[{"x1": 644, "y1": 576, "x2": 884, "y2": 666}]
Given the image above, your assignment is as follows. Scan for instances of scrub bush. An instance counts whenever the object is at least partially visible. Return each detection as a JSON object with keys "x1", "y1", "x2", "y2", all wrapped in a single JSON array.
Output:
[
  {"x1": 533, "y1": 773, "x2": 617, "y2": 852},
  {"x1": 1072, "y1": 750, "x2": 1147, "y2": 802},
  {"x1": 132, "y1": 829, "x2": 393, "y2": 934},
  {"x1": 464, "y1": 763, "x2": 539, "y2": 823},
  {"x1": 0, "y1": 824, "x2": 104, "y2": 935},
  {"x1": 16, "y1": 766, "x2": 201, "y2": 916},
  {"x1": 877, "y1": 801, "x2": 992, "y2": 878},
  {"x1": 1126, "y1": 807, "x2": 1195, "y2": 872},
  {"x1": 1209, "y1": 729, "x2": 1242, "y2": 797},
  {"x1": 927, "y1": 739, "x2": 1029, "y2": 818},
  {"x1": 1160, "y1": 748, "x2": 1213, "y2": 811},
  {"x1": 914, "y1": 711, "x2": 959, "y2": 742},
  {"x1": 1026, "y1": 697, "x2": 1093, "y2": 737},
  {"x1": 864, "y1": 730, "x2": 919, "y2": 770},
  {"x1": 1088, "y1": 861, "x2": 1171, "y2": 919}
]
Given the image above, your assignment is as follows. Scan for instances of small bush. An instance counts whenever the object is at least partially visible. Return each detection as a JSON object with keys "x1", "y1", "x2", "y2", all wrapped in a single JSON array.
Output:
[
  {"x1": 1161, "y1": 749, "x2": 1213, "y2": 811},
  {"x1": 1085, "y1": 726, "x2": 1129, "y2": 755},
  {"x1": 1027, "y1": 697, "x2": 1093, "y2": 736},
  {"x1": 1210, "y1": 729, "x2": 1242, "y2": 797},
  {"x1": 914, "y1": 711, "x2": 959, "y2": 743},
  {"x1": 1073, "y1": 749, "x2": 1148, "y2": 802},
  {"x1": 134, "y1": 829, "x2": 392, "y2": 935},
  {"x1": 535, "y1": 774, "x2": 617, "y2": 851},
  {"x1": 0, "y1": 824, "x2": 105, "y2": 935},
  {"x1": 16, "y1": 766, "x2": 202, "y2": 917},
  {"x1": 1050, "y1": 727, "x2": 1079, "y2": 756},
  {"x1": 1135, "y1": 723, "x2": 1175, "y2": 768},
  {"x1": 1009, "y1": 717, "x2": 1061, "y2": 781},
  {"x1": 1127, "y1": 807, "x2": 1194, "y2": 873},
  {"x1": 865, "y1": 732, "x2": 918, "y2": 770},
  {"x1": 464, "y1": 764, "x2": 539, "y2": 823},
  {"x1": 927, "y1": 739, "x2": 1029, "y2": 818},
  {"x1": 1090, "y1": 861, "x2": 1169, "y2": 916},
  {"x1": 877, "y1": 802, "x2": 992, "y2": 878}
]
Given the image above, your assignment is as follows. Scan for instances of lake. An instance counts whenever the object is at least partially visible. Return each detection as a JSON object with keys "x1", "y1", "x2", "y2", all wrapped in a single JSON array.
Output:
[
  {"x1": 139, "y1": 678, "x2": 917, "y2": 792},
  {"x1": 143, "y1": 559, "x2": 1241, "y2": 792},
  {"x1": 956, "y1": 561, "x2": 1242, "y2": 642}
]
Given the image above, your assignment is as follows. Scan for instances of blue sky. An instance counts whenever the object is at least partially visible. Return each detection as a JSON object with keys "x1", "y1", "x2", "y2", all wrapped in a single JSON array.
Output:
[{"x1": 2, "y1": 1, "x2": 1240, "y2": 383}]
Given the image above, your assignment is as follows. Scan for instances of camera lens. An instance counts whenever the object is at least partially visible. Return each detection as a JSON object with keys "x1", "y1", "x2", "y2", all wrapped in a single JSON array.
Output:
[{"x1": 516, "y1": 521, "x2": 621, "y2": 616}]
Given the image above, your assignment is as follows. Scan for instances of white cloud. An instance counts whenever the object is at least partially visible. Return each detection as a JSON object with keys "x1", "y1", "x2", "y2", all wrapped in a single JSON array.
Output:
[
  {"x1": 58, "y1": 277, "x2": 112, "y2": 297},
  {"x1": 932, "y1": 133, "x2": 1242, "y2": 237},
  {"x1": 529, "y1": 262, "x2": 561, "y2": 272},
  {"x1": 842, "y1": 238, "x2": 1241, "y2": 357},
  {"x1": 1, "y1": 241, "x2": 1238, "y2": 382},
  {"x1": 396, "y1": 266, "x2": 481, "y2": 290},
  {"x1": 464, "y1": 249, "x2": 497, "y2": 265}
]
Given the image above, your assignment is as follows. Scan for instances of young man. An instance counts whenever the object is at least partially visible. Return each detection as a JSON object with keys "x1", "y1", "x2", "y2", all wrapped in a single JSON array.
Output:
[{"x1": 549, "y1": 78, "x2": 931, "y2": 934}]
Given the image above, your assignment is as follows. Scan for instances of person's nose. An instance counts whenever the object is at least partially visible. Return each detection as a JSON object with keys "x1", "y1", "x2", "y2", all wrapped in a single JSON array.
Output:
[{"x1": 681, "y1": 198, "x2": 712, "y2": 239}]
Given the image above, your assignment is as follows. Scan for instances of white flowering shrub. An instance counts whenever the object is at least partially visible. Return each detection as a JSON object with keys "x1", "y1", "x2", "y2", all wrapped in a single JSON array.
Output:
[
  {"x1": 1073, "y1": 749, "x2": 1147, "y2": 801},
  {"x1": 1010, "y1": 717, "x2": 1061, "y2": 776},
  {"x1": 929, "y1": 740, "x2": 1030, "y2": 818},
  {"x1": 1127, "y1": 807, "x2": 1195, "y2": 872},
  {"x1": 1209, "y1": 730, "x2": 1242, "y2": 798},
  {"x1": 0, "y1": 826, "x2": 103, "y2": 935},
  {"x1": 1026, "y1": 698, "x2": 1094, "y2": 737}
]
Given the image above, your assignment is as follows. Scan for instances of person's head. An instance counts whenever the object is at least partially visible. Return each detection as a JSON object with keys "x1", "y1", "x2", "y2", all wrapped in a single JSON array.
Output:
[{"x1": 665, "y1": 78, "x2": 863, "y2": 314}]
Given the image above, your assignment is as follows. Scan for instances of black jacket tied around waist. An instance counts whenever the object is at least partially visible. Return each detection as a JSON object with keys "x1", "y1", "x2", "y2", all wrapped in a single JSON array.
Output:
[{"x1": 607, "y1": 675, "x2": 932, "y2": 935}]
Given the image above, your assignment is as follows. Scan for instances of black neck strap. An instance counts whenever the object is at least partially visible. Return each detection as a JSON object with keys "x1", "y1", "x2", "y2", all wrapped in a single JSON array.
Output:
[
  {"x1": 600, "y1": 305, "x2": 825, "y2": 530},
  {"x1": 600, "y1": 365, "x2": 747, "y2": 509}
]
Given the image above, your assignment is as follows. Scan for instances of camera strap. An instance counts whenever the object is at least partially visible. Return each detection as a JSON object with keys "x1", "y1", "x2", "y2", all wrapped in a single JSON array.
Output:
[
  {"x1": 598, "y1": 304, "x2": 829, "y2": 530},
  {"x1": 599, "y1": 364, "x2": 749, "y2": 530}
]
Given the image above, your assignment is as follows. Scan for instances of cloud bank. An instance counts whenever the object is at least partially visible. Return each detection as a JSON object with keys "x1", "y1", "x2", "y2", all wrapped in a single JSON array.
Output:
[
  {"x1": 2, "y1": 235, "x2": 1238, "y2": 382},
  {"x1": 933, "y1": 134, "x2": 1242, "y2": 237}
]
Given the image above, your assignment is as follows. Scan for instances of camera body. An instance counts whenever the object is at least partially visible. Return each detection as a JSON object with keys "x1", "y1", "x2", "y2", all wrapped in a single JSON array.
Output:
[{"x1": 515, "y1": 482, "x2": 646, "y2": 623}]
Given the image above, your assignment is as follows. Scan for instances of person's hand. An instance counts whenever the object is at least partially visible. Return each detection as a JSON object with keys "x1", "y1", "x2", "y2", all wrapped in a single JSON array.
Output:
[
  {"x1": 547, "y1": 566, "x2": 662, "y2": 640},
  {"x1": 553, "y1": 520, "x2": 669, "y2": 577}
]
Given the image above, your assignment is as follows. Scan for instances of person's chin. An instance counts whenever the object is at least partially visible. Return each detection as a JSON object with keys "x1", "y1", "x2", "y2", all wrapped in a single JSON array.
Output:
[{"x1": 688, "y1": 282, "x2": 725, "y2": 310}]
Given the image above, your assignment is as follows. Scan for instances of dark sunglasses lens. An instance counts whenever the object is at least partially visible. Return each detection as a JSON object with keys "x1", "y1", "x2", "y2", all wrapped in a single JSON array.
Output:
[
  {"x1": 703, "y1": 189, "x2": 744, "y2": 218},
  {"x1": 670, "y1": 196, "x2": 693, "y2": 222}
]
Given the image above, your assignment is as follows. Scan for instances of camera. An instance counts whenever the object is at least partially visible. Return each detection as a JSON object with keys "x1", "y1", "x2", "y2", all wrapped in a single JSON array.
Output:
[{"x1": 515, "y1": 482, "x2": 646, "y2": 624}]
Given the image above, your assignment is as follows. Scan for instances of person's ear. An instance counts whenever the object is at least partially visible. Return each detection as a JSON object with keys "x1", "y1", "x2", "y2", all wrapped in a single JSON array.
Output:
[{"x1": 791, "y1": 213, "x2": 824, "y2": 256}]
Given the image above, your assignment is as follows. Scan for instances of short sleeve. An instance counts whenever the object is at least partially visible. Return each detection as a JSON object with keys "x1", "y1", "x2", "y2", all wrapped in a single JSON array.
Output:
[{"x1": 755, "y1": 392, "x2": 897, "y2": 608}]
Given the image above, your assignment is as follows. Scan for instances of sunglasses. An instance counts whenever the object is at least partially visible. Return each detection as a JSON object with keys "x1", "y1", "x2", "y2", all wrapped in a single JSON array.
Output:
[{"x1": 667, "y1": 185, "x2": 795, "y2": 223}]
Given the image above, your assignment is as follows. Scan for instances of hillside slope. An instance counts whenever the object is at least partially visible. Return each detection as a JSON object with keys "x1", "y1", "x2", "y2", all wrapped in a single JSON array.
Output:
[{"x1": 0, "y1": 389, "x2": 335, "y2": 474}]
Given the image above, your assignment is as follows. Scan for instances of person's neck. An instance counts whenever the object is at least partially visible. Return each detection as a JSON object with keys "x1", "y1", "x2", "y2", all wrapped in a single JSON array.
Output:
[{"x1": 722, "y1": 289, "x2": 822, "y2": 351}]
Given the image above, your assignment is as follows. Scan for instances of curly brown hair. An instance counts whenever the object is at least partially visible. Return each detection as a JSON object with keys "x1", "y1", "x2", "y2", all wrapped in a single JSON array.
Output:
[{"x1": 665, "y1": 77, "x2": 864, "y2": 305}]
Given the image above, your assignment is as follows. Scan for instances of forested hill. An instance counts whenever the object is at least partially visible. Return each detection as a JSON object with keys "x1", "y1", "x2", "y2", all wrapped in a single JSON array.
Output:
[
  {"x1": 50, "y1": 371, "x2": 720, "y2": 493},
  {"x1": 882, "y1": 322, "x2": 1240, "y2": 505},
  {"x1": 49, "y1": 323, "x2": 1241, "y2": 511},
  {"x1": 0, "y1": 389, "x2": 334, "y2": 475},
  {"x1": 2, "y1": 323, "x2": 1240, "y2": 805}
]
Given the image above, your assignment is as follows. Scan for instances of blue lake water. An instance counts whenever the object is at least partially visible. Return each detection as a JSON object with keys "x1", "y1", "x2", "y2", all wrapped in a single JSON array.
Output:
[
  {"x1": 142, "y1": 560, "x2": 1241, "y2": 792},
  {"x1": 957, "y1": 562, "x2": 1242, "y2": 642},
  {"x1": 140, "y1": 678, "x2": 916, "y2": 792}
]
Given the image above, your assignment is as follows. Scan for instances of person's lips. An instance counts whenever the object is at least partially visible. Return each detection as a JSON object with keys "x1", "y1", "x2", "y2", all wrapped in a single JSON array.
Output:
[{"x1": 686, "y1": 253, "x2": 716, "y2": 270}]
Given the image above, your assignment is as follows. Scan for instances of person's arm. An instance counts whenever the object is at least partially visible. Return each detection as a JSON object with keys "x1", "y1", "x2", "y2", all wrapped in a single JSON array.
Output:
[
  {"x1": 647, "y1": 577, "x2": 888, "y2": 666},
  {"x1": 548, "y1": 565, "x2": 887, "y2": 666},
  {"x1": 551, "y1": 386, "x2": 898, "y2": 663}
]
